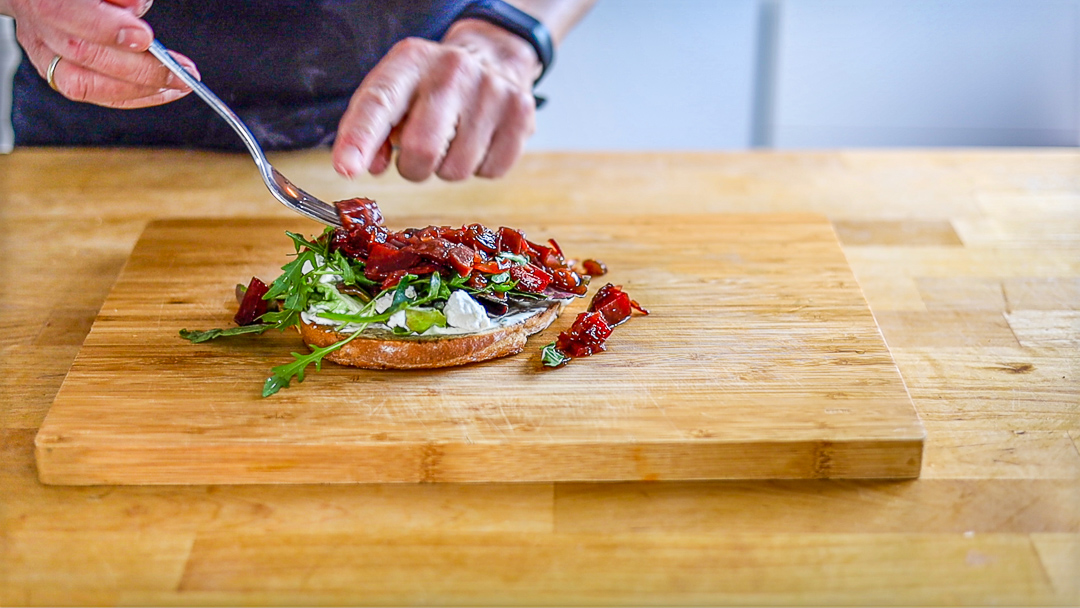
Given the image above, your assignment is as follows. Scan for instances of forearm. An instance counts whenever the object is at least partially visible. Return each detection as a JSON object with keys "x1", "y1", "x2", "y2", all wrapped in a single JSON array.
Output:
[{"x1": 504, "y1": 0, "x2": 597, "y2": 46}]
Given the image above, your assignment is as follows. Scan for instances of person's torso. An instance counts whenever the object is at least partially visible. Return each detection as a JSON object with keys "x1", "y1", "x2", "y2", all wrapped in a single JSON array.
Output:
[{"x1": 13, "y1": 0, "x2": 470, "y2": 149}]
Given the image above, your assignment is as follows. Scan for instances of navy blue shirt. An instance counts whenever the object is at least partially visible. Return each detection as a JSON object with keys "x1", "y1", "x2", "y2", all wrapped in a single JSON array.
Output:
[{"x1": 13, "y1": 0, "x2": 471, "y2": 150}]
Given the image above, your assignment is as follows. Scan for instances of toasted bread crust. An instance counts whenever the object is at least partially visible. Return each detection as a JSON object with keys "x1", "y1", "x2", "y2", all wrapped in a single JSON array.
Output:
[{"x1": 298, "y1": 301, "x2": 564, "y2": 369}]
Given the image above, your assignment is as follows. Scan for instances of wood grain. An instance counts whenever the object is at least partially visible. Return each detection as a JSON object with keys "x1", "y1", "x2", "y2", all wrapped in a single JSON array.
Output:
[
  {"x1": 34, "y1": 216, "x2": 922, "y2": 484},
  {"x1": 2, "y1": 148, "x2": 1077, "y2": 605}
]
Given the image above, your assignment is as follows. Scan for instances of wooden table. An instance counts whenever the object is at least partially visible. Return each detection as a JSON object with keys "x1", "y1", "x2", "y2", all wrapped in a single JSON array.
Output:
[{"x1": 1, "y1": 149, "x2": 1077, "y2": 605}]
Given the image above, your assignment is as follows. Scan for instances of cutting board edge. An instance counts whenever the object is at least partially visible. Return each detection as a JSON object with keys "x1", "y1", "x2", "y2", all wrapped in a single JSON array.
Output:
[{"x1": 35, "y1": 435, "x2": 924, "y2": 485}]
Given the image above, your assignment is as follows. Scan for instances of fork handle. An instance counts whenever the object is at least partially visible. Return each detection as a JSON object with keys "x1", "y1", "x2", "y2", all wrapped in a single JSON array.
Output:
[{"x1": 147, "y1": 40, "x2": 271, "y2": 176}]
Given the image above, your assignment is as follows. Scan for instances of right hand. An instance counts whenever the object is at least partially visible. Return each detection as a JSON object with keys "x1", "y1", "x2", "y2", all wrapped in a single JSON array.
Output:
[{"x1": 3, "y1": 0, "x2": 200, "y2": 108}]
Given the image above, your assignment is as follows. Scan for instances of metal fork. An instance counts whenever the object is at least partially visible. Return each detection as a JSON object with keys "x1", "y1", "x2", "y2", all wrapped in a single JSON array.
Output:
[{"x1": 148, "y1": 40, "x2": 343, "y2": 228}]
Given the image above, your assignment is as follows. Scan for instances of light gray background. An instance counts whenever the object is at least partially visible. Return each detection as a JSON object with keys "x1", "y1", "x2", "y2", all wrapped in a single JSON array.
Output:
[{"x1": 2, "y1": 0, "x2": 1078, "y2": 152}]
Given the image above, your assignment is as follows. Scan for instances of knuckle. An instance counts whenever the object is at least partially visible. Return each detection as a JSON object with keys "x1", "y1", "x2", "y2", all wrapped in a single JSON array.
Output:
[
  {"x1": 508, "y1": 89, "x2": 535, "y2": 120},
  {"x1": 436, "y1": 49, "x2": 479, "y2": 90},
  {"x1": 64, "y1": 72, "x2": 95, "y2": 103},
  {"x1": 392, "y1": 37, "x2": 429, "y2": 59},
  {"x1": 505, "y1": 91, "x2": 537, "y2": 135},
  {"x1": 356, "y1": 81, "x2": 397, "y2": 116},
  {"x1": 476, "y1": 71, "x2": 500, "y2": 100},
  {"x1": 64, "y1": 37, "x2": 96, "y2": 64}
]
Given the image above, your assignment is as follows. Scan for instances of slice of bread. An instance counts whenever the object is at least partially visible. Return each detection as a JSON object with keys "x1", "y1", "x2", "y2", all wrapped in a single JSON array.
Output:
[{"x1": 298, "y1": 301, "x2": 564, "y2": 369}]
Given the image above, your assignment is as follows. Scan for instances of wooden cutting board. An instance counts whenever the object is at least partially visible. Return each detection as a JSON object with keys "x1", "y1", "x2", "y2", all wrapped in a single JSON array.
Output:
[{"x1": 35, "y1": 215, "x2": 923, "y2": 485}]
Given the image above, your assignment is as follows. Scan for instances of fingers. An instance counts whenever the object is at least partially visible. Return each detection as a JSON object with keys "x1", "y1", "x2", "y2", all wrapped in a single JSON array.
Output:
[
  {"x1": 22, "y1": 26, "x2": 198, "y2": 107},
  {"x1": 33, "y1": 0, "x2": 154, "y2": 51},
  {"x1": 332, "y1": 40, "x2": 425, "y2": 178},
  {"x1": 368, "y1": 127, "x2": 398, "y2": 176},
  {"x1": 395, "y1": 48, "x2": 472, "y2": 181},
  {"x1": 11, "y1": 0, "x2": 199, "y2": 108},
  {"x1": 476, "y1": 90, "x2": 535, "y2": 178},
  {"x1": 48, "y1": 51, "x2": 196, "y2": 108},
  {"x1": 333, "y1": 36, "x2": 537, "y2": 182}
]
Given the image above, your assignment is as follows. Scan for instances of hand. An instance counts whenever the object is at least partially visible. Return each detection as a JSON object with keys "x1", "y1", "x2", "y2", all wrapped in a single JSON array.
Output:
[
  {"x1": 332, "y1": 19, "x2": 542, "y2": 182},
  {"x1": 3, "y1": 0, "x2": 199, "y2": 108}
]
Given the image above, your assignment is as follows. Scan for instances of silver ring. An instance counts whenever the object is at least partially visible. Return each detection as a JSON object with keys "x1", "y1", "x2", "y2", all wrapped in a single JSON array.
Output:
[{"x1": 46, "y1": 55, "x2": 62, "y2": 92}]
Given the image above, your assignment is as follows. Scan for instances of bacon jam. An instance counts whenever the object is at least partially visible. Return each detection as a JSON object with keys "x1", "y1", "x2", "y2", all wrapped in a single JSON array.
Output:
[
  {"x1": 330, "y1": 197, "x2": 590, "y2": 296},
  {"x1": 542, "y1": 283, "x2": 649, "y2": 367}
]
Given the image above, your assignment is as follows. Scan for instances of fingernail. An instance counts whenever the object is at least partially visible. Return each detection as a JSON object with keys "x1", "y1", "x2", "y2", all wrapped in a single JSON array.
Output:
[
  {"x1": 117, "y1": 27, "x2": 149, "y2": 50},
  {"x1": 335, "y1": 147, "x2": 364, "y2": 178}
]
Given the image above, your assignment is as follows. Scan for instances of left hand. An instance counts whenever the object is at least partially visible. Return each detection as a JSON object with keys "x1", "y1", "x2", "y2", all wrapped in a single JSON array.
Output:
[{"x1": 331, "y1": 19, "x2": 542, "y2": 182}]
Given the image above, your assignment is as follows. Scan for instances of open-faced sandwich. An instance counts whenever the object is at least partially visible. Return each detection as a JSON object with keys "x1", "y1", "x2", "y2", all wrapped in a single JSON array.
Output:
[{"x1": 182, "y1": 198, "x2": 646, "y2": 396}]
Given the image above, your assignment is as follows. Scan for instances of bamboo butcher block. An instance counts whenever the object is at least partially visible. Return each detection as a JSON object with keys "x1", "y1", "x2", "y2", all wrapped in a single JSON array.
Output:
[{"x1": 34, "y1": 214, "x2": 924, "y2": 484}]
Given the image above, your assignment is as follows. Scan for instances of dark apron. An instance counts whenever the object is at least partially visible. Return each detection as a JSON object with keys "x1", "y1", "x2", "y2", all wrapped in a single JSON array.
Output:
[{"x1": 12, "y1": 0, "x2": 470, "y2": 150}]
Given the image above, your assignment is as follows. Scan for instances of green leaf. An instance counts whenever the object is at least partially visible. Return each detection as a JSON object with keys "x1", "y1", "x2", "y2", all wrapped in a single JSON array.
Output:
[
  {"x1": 285, "y1": 230, "x2": 327, "y2": 257},
  {"x1": 316, "y1": 310, "x2": 395, "y2": 324},
  {"x1": 491, "y1": 280, "x2": 518, "y2": 293},
  {"x1": 541, "y1": 342, "x2": 571, "y2": 367},
  {"x1": 260, "y1": 308, "x2": 299, "y2": 329},
  {"x1": 405, "y1": 308, "x2": 447, "y2": 333},
  {"x1": 489, "y1": 271, "x2": 510, "y2": 284},
  {"x1": 330, "y1": 249, "x2": 355, "y2": 284},
  {"x1": 447, "y1": 272, "x2": 470, "y2": 288},
  {"x1": 264, "y1": 249, "x2": 315, "y2": 302},
  {"x1": 262, "y1": 330, "x2": 364, "y2": 397},
  {"x1": 497, "y1": 252, "x2": 530, "y2": 266},
  {"x1": 391, "y1": 274, "x2": 417, "y2": 309},
  {"x1": 506, "y1": 289, "x2": 544, "y2": 300},
  {"x1": 179, "y1": 324, "x2": 274, "y2": 343},
  {"x1": 427, "y1": 272, "x2": 443, "y2": 299}
]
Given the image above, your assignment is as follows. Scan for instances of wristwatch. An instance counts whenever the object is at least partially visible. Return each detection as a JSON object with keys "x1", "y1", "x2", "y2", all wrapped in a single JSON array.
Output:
[{"x1": 455, "y1": 0, "x2": 555, "y2": 84}]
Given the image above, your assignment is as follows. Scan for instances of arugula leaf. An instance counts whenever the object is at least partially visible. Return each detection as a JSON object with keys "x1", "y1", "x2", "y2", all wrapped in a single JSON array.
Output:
[
  {"x1": 447, "y1": 272, "x2": 470, "y2": 288},
  {"x1": 264, "y1": 249, "x2": 315, "y2": 302},
  {"x1": 180, "y1": 324, "x2": 274, "y2": 343},
  {"x1": 390, "y1": 274, "x2": 417, "y2": 309},
  {"x1": 427, "y1": 271, "x2": 442, "y2": 300},
  {"x1": 541, "y1": 342, "x2": 571, "y2": 367},
  {"x1": 285, "y1": 230, "x2": 328, "y2": 257},
  {"x1": 506, "y1": 289, "x2": 545, "y2": 300},
  {"x1": 405, "y1": 307, "x2": 447, "y2": 333},
  {"x1": 497, "y1": 252, "x2": 530, "y2": 266},
  {"x1": 262, "y1": 330, "x2": 364, "y2": 397},
  {"x1": 316, "y1": 310, "x2": 396, "y2": 324},
  {"x1": 259, "y1": 307, "x2": 299, "y2": 329}
]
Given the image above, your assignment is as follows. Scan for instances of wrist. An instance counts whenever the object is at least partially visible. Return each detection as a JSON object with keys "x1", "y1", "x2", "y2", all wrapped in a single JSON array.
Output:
[{"x1": 443, "y1": 18, "x2": 543, "y2": 88}]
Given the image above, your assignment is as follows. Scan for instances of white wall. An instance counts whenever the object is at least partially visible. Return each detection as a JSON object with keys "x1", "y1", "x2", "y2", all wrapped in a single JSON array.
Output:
[
  {"x1": 531, "y1": 0, "x2": 1080, "y2": 149},
  {"x1": 528, "y1": 0, "x2": 760, "y2": 150},
  {"x1": 770, "y1": 0, "x2": 1080, "y2": 147}
]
